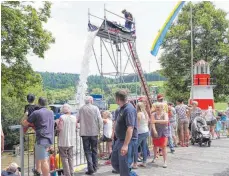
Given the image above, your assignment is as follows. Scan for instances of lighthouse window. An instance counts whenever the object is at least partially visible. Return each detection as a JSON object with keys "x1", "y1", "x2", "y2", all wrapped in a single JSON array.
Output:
[
  {"x1": 201, "y1": 66, "x2": 205, "y2": 73},
  {"x1": 197, "y1": 66, "x2": 200, "y2": 74}
]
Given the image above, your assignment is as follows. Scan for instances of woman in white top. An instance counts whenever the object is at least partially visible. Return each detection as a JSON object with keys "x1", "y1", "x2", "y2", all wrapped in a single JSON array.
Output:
[
  {"x1": 133, "y1": 102, "x2": 149, "y2": 168},
  {"x1": 99, "y1": 111, "x2": 113, "y2": 161},
  {"x1": 57, "y1": 104, "x2": 77, "y2": 176}
]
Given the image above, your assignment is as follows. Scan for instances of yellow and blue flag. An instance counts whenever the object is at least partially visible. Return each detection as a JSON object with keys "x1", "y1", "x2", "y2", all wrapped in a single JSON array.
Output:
[{"x1": 150, "y1": 1, "x2": 185, "y2": 56}]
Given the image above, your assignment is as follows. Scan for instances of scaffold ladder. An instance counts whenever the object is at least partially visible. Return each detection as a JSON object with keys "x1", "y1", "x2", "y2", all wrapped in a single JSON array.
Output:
[{"x1": 128, "y1": 41, "x2": 152, "y2": 108}]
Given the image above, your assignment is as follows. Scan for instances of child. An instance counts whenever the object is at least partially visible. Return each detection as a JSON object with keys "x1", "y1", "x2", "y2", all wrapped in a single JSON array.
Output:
[
  {"x1": 49, "y1": 147, "x2": 64, "y2": 176},
  {"x1": 98, "y1": 110, "x2": 113, "y2": 165},
  {"x1": 220, "y1": 111, "x2": 227, "y2": 135},
  {"x1": 21, "y1": 94, "x2": 39, "y2": 133},
  {"x1": 55, "y1": 151, "x2": 64, "y2": 176},
  {"x1": 1, "y1": 162, "x2": 21, "y2": 176},
  {"x1": 49, "y1": 147, "x2": 56, "y2": 175},
  {"x1": 215, "y1": 117, "x2": 222, "y2": 139}
]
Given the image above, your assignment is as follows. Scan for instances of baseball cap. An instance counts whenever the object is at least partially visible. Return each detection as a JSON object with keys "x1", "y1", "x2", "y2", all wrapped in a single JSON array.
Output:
[
  {"x1": 157, "y1": 94, "x2": 164, "y2": 100},
  {"x1": 138, "y1": 96, "x2": 146, "y2": 102}
]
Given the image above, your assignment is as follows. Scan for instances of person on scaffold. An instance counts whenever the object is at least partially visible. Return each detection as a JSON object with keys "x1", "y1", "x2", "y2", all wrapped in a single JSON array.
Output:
[{"x1": 122, "y1": 9, "x2": 133, "y2": 30}]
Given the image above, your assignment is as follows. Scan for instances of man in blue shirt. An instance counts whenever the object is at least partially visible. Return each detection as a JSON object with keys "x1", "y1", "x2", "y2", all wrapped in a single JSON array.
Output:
[
  {"x1": 23, "y1": 97, "x2": 54, "y2": 176},
  {"x1": 111, "y1": 90, "x2": 138, "y2": 176},
  {"x1": 122, "y1": 9, "x2": 133, "y2": 30}
]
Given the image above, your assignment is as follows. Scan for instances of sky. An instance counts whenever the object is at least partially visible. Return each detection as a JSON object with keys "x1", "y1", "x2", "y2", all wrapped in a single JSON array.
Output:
[{"x1": 28, "y1": 1, "x2": 229, "y2": 75}]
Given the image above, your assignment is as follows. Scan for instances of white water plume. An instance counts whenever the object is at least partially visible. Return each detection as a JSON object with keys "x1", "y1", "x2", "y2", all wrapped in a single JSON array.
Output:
[{"x1": 76, "y1": 30, "x2": 98, "y2": 108}]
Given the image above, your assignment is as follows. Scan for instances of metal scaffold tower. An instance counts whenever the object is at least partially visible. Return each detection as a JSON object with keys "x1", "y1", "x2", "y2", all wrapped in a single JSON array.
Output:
[{"x1": 88, "y1": 5, "x2": 152, "y2": 107}]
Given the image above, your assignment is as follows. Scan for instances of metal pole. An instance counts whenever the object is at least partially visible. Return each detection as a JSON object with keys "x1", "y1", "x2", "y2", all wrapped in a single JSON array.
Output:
[
  {"x1": 20, "y1": 126, "x2": 24, "y2": 176},
  {"x1": 92, "y1": 46, "x2": 101, "y2": 74},
  {"x1": 100, "y1": 38, "x2": 103, "y2": 77},
  {"x1": 190, "y1": 2, "x2": 194, "y2": 100},
  {"x1": 89, "y1": 14, "x2": 104, "y2": 21},
  {"x1": 105, "y1": 9, "x2": 135, "y2": 24},
  {"x1": 88, "y1": 8, "x2": 90, "y2": 22},
  {"x1": 28, "y1": 134, "x2": 29, "y2": 176},
  {"x1": 100, "y1": 38, "x2": 104, "y2": 94},
  {"x1": 104, "y1": 4, "x2": 106, "y2": 19},
  {"x1": 101, "y1": 40, "x2": 118, "y2": 71}
]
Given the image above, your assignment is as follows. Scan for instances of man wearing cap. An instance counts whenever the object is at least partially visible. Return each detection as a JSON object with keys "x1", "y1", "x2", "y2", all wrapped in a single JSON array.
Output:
[
  {"x1": 121, "y1": 9, "x2": 133, "y2": 30},
  {"x1": 151, "y1": 94, "x2": 168, "y2": 113}
]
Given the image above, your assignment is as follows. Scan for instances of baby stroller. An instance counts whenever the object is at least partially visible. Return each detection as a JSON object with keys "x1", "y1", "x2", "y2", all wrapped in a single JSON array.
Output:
[{"x1": 191, "y1": 116, "x2": 211, "y2": 147}]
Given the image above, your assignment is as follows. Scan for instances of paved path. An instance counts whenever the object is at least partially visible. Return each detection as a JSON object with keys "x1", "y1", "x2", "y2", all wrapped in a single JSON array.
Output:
[{"x1": 75, "y1": 136, "x2": 229, "y2": 176}]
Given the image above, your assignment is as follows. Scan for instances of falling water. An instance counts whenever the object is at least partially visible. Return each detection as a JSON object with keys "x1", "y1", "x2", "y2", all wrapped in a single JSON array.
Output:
[
  {"x1": 76, "y1": 30, "x2": 98, "y2": 108},
  {"x1": 74, "y1": 30, "x2": 98, "y2": 167}
]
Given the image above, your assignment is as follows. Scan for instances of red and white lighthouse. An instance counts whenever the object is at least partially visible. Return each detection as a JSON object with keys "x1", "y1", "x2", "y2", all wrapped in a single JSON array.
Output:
[{"x1": 190, "y1": 60, "x2": 215, "y2": 110}]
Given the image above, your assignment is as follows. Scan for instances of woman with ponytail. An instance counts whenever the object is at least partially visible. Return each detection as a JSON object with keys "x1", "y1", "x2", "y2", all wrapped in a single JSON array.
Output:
[{"x1": 132, "y1": 102, "x2": 149, "y2": 168}]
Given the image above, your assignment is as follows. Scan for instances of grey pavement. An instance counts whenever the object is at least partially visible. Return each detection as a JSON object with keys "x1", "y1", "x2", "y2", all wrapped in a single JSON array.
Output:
[{"x1": 75, "y1": 136, "x2": 229, "y2": 176}]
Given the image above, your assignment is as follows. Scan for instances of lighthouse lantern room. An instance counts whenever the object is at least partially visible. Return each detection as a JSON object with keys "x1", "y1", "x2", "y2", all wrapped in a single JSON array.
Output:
[{"x1": 190, "y1": 60, "x2": 215, "y2": 110}]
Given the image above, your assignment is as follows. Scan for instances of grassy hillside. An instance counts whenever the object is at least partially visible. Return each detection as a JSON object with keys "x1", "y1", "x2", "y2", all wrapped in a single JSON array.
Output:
[{"x1": 215, "y1": 103, "x2": 227, "y2": 111}]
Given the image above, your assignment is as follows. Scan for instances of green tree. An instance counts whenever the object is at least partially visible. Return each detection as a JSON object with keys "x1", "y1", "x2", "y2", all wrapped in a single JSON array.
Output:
[
  {"x1": 1, "y1": 1, "x2": 54, "y2": 148},
  {"x1": 159, "y1": 2, "x2": 229, "y2": 102}
]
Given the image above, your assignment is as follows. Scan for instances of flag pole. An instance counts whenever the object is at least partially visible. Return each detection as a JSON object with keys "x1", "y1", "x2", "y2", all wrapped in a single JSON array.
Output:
[{"x1": 190, "y1": 2, "x2": 194, "y2": 100}]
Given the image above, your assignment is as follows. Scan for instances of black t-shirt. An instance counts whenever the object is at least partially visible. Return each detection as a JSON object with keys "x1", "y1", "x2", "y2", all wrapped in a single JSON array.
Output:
[
  {"x1": 24, "y1": 104, "x2": 39, "y2": 116},
  {"x1": 115, "y1": 103, "x2": 138, "y2": 140}
]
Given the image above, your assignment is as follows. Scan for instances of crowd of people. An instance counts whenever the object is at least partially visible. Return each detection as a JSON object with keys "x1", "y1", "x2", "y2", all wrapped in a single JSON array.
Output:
[
  {"x1": 1, "y1": 90, "x2": 229, "y2": 176},
  {"x1": 77, "y1": 90, "x2": 229, "y2": 176}
]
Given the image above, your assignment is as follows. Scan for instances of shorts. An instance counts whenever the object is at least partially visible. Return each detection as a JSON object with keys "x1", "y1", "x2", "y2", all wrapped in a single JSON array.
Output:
[
  {"x1": 35, "y1": 143, "x2": 50, "y2": 160},
  {"x1": 153, "y1": 137, "x2": 168, "y2": 147},
  {"x1": 206, "y1": 119, "x2": 217, "y2": 126},
  {"x1": 178, "y1": 118, "x2": 189, "y2": 131},
  {"x1": 170, "y1": 122, "x2": 177, "y2": 136},
  {"x1": 99, "y1": 135, "x2": 112, "y2": 142}
]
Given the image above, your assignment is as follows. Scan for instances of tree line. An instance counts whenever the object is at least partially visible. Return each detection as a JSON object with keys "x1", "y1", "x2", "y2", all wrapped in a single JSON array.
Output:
[{"x1": 38, "y1": 71, "x2": 166, "y2": 90}]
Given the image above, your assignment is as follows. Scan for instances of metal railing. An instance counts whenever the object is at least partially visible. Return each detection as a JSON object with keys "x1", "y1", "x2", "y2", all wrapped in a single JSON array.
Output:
[
  {"x1": 22, "y1": 128, "x2": 87, "y2": 175},
  {"x1": 18, "y1": 125, "x2": 153, "y2": 175}
]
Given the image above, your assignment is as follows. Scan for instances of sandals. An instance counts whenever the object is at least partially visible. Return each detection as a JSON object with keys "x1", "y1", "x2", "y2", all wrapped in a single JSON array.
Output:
[
  {"x1": 132, "y1": 164, "x2": 138, "y2": 169},
  {"x1": 152, "y1": 158, "x2": 157, "y2": 163},
  {"x1": 32, "y1": 169, "x2": 41, "y2": 176},
  {"x1": 138, "y1": 163, "x2": 146, "y2": 167}
]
